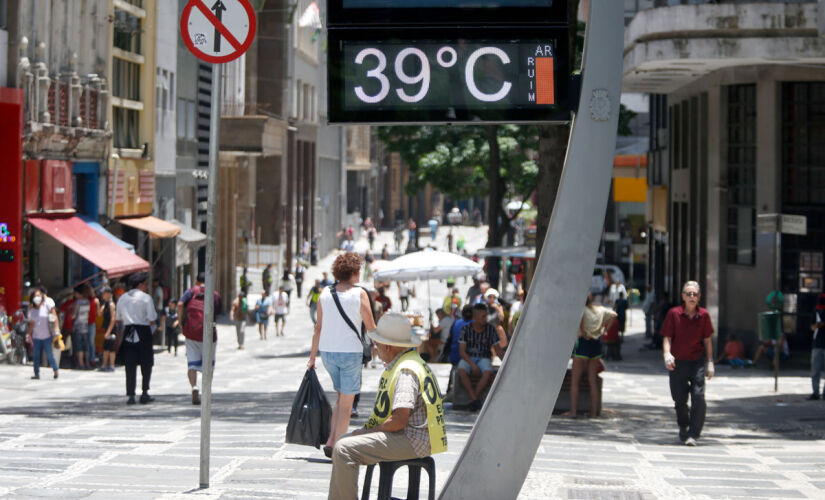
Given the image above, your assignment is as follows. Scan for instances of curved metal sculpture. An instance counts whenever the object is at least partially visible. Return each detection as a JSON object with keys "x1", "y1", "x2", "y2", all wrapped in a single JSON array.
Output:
[{"x1": 439, "y1": 2, "x2": 625, "y2": 498}]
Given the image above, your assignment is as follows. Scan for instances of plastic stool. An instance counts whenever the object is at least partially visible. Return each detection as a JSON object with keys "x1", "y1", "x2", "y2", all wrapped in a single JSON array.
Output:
[{"x1": 361, "y1": 457, "x2": 435, "y2": 500}]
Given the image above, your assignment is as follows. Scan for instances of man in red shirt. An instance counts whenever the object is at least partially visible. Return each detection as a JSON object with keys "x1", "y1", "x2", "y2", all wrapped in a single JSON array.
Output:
[{"x1": 662, "y1": 281, "x2": 714, "y2": 446}]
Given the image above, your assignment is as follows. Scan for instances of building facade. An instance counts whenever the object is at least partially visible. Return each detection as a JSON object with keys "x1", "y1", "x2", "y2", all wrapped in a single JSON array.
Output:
[{"x1": 625, "y1": 0, "x2": 825, "y2": 353}]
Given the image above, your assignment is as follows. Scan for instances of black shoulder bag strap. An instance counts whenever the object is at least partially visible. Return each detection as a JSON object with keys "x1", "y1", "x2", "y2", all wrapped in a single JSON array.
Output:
[{"x1": 329, "y1": 283, "x2": 376, "y2": 344}]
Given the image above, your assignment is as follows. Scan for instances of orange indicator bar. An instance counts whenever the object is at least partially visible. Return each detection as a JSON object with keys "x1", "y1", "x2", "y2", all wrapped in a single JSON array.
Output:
[{"x1": 536, "y1": 57, "x2": 555, "y2": 105}]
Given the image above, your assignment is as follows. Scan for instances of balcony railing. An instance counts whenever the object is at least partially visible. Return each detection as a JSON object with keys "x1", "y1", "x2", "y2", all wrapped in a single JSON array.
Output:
[{"x1": 21, "y1": 62, "x2": 109, "y2": 133}]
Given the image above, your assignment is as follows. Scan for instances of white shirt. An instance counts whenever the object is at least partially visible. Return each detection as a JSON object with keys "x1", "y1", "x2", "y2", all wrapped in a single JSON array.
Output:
[
  {"x1": 399, "y1": 282, "x2": 410, "y2": 298},
  {"x1": 28, "y1": 301, "x2": 54, "y2": 340},
  {"x1": 510, "y1": 300, "x2": 523, "y2": 316},
  {"x1": 275, "y1": 291, "x2": 289, "y2": 315},
  {"x1": 319, "y1": 286, "x2": 365, "y2": 353},
  {"x1": 117, "y1": 289, "x2": 157, "y2": 326}
]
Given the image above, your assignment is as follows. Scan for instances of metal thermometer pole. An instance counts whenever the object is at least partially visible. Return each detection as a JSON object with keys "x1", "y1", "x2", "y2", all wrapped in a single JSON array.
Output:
[{"x1": 200, "y1": 62, "x2": 222, "y2": 489}]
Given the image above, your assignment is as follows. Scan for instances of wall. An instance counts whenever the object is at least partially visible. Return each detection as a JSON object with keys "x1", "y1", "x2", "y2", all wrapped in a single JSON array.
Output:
[
  {"x1": 668, "y1": 64, "x2": 825, "y2": 350},
  {"x1": 8, "y1": 0, "x2": 109, "y2": 85},
  {"x1": 154, "y1": 0, "x2": 178, "y2": 179}
]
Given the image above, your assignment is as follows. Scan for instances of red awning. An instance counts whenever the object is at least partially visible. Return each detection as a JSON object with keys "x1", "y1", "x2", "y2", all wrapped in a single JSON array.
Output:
[{"x1": 28, "y1": 216, "x2": 150, "y2": 278}]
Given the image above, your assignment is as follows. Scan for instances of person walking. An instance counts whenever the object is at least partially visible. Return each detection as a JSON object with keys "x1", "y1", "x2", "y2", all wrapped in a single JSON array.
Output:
[
  {"x1": 98, "y1": 287, "x2": 117, "y2": 372},
  {"x1": 280, "y1": 270, "x2": 295, "y2": 307},
  {"x1": 85, "y1": 283, "x2": 100, "y2": 368},
  {"x1": 178, "y1": 273, "x2": 220, "y2": 405},
  {"x1": 230, "y1": 291, "x2": 248, "y2": 349},
  {"x1": 274, "y1": 285, "x2": 289, "y2": 337},
  {"x1": 116, "y1": 272, "x2": 158, "y2": 405},
  {"x1": 307, "y1": 280, "x2": 322, "y2": 324},
  {"x1": 239, "y1": 267, "x2": 251, "y2": 294},
  {"x1": 307, "y1": 252, "x2": 377, "y2": 458},
  {"x1": 662, "y1": 280, "x2": 714, "y2": 446},
  {"x1": 294, "y1": 261, "x2": 305, "y2": 298},
  {"x1": 808, "y1": 293, "x2": 825, "y2": 400},
  {"x1": 562, "y1": 294, "x2": 616, "y2": 418},
  {"x1": 27, "y1": 288, "x2": 59, "y2": 380},
  {"x1": 641, "y1": 284, "x2": 656, "y2": 338},
  {"x1": 71, "y1": 285, "x2": 92, "y2": 369},
  {"x1": 262, "y1": 264, "x2": 273, "y2": 294},
  {"x1": 398, "y1": 281, "x2": 410, "y2": 312},
  {"x1": 256, "y1": 290, "x2": 272, "y2": 340},
  {"x1": 160, "y1": 298, "x2": 180, "y2": 356}
]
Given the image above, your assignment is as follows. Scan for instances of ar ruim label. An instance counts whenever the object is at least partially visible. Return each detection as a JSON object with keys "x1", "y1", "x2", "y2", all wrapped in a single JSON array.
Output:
[{"x1": 526, "y1": 44, "x2": 555, "y2": 105}]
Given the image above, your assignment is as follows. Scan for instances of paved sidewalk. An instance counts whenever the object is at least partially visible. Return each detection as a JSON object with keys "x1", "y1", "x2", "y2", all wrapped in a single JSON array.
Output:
[{"x1": 1, "y1": 228, "x2": 824, "y2": 499}]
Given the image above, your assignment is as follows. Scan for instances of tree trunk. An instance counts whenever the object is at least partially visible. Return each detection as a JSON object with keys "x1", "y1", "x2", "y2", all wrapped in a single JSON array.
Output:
[
  {"x1": 535, "y1": 123, "x2": 570, "y2": 258},
  {"x1": 536, "y1": 0, "x2": 580, "y2": 259},
  {"x1": 486, "y1": 125, "x2": 504, "y2": 289}
]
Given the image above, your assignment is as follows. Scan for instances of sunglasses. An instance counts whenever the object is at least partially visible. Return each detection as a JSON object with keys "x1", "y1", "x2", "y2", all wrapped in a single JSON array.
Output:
[{"x1": 683, "y1": 291, "x2": 700, "y2": 297}]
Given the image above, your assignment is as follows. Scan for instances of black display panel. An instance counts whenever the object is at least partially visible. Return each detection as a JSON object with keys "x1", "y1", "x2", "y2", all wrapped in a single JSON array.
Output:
[
  {"x1": 328, "y1": 0, "x2": 566, "y2": 26},
  {"x1": 328, "y1": 27, "x2": 571, "y2": 124}
]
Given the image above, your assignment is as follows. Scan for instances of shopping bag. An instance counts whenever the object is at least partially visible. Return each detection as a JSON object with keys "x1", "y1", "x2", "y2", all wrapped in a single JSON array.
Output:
[{"x1": 286, "y1": 369, "x2": 332, "y2": 448}]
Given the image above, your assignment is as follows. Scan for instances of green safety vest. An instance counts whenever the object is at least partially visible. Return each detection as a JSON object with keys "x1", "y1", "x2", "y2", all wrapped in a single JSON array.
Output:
[{"x1": 366, "y1": 350, "x2": 447, "y2": 455}]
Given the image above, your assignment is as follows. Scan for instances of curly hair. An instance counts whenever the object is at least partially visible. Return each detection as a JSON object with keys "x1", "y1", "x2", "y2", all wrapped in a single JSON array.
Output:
[{"x1": 332, "y1": 252, "x2": 362, "y2": 282}]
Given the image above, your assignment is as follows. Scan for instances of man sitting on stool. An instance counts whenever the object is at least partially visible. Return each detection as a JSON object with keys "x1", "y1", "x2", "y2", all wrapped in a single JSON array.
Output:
[
  {"x1": 329, "y1": 312, "x2": 447, "y2": 500},
  {"x1": 457, "y1": 303, "x2": 507, "y2": 411}
]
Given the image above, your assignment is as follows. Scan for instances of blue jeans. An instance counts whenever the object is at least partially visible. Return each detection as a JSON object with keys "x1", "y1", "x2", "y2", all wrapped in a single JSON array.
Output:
[
  {"x1": 87, "y1": 324, "x2": 96, "y2": 364},
  {"x1": 812, "y1": 348, "x2": 824, "y2": 396},
  {"x1": 32, "y1": 338, "x2": 58, "y2": 376}
]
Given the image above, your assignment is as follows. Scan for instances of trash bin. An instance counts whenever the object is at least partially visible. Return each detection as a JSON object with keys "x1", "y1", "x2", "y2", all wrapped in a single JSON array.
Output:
[{"x1": 758, "y1": 311, "x2": 782, "y2": 341}]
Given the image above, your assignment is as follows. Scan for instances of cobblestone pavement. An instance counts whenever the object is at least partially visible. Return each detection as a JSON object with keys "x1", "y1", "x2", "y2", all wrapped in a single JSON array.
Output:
[{"x1": 1, "y1": 227, "x2": 824, "y2": 499}]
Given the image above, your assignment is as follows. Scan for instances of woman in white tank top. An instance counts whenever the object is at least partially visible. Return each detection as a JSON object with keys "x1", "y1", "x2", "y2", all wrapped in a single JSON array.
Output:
[{"x1": 308, "y1": 252, "x2": 377, "y2": 457}]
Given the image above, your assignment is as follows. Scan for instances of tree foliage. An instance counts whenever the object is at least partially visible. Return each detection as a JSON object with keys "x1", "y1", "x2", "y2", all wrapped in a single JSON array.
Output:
[{"x1": 375, "y1": 124, "x2": 538, "y2": 203}]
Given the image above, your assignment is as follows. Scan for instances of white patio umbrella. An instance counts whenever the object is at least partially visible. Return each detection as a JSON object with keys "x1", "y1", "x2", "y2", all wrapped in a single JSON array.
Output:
[{"x1": 373, "y1": 248, "x2": 482, "y2": 325}]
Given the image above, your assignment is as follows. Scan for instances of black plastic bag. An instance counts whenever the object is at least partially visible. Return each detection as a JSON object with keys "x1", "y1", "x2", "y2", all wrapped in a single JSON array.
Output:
[{"x1": 286, "y1": 369, "x2": 332, "y2": 448}]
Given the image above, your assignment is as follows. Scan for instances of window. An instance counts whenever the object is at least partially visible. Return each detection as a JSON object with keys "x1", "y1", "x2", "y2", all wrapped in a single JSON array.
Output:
[
  {"x1": 0, "y1": 0, "x2": 7, "y2": 30},
  {"x1": 113, "y1": 9, "x2": 142, "y2": 55},
  {"x1": 177, "y1": 98, "x2": 186, "y2": 138},
  {"x1": 176, "y1": 98, "x2": 197, "y2": 140},
  {"x1": 726, "y1": 84, "x2": 756, "y2": 266},
  {"x1": 187, "y1": 100, "x2": 196, "y2": 140},
  {"x1": 112, "y1": 58, "x2": 141, "y2": 101},
  {"x1": 113, "y1": 107, "x2": 140, "y2": 149},
  {"x1": 782, "y1": 82, "x2": 825, "y2": 206},
  {"x1": 169, "y1": 72, "x2": 175, "y2": 111},
  {"x1": 294, "y1": 0, "x2": 319, "y2": 63}
]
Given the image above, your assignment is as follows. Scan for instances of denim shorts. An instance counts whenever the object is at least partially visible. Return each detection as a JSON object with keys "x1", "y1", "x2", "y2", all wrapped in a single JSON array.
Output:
[
  {"x1": 73, "y1": 326, "x2": 90, "y2": 354},
  {"x1": 321, "y1": 351, "x2": 362, "y2": 395},
  {"x1": 458, "y1": 356, "x2": 494, "y2": 373}
]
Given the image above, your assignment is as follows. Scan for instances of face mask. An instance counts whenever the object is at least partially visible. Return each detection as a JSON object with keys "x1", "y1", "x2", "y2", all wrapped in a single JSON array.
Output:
[{"x1": 32, "y1": 296, "x2": 43, "y2": 306}]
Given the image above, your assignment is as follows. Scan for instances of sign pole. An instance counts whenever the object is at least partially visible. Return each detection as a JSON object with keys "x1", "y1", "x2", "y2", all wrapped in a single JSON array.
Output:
[{"x1": 200, "y1": 62, "x2": 223, "y2": 489}]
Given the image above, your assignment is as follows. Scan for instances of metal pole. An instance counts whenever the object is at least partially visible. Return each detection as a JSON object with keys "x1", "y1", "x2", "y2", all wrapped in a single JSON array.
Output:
[
  {"x1": 439, "y1": 2, "x2": 624, "y2": 497},
  {"x1": 199, "y1": 62, "x2": 222, "y2": 489},
  {"x1": 775, "y1": 231, "x2": 781, "y2": 393}
]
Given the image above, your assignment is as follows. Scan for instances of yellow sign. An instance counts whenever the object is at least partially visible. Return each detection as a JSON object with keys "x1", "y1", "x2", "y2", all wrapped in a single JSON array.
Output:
[{"x1": 613, "y1": 177, "x2": 647, "y2": 203}]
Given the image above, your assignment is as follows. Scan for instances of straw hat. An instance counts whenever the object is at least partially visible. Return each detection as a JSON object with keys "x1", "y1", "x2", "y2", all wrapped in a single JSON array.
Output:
[{"x1": 368, "y1": 312, "x2": 422, "y2": 348}]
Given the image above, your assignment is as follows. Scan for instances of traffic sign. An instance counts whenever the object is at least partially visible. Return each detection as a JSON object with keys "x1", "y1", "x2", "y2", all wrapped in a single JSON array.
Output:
[{"x1": 181, "y1": 0, "x2": 256, "y2": 64}]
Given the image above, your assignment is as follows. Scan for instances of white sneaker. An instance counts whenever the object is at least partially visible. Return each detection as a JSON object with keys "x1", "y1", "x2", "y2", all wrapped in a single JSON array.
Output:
[{"x1": 685, "y1": 437, "x2": 697, "y2": 447}]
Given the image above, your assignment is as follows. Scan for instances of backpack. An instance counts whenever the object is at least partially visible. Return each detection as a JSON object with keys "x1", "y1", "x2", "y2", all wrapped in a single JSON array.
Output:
[{"x1": 183, "y1": 286, "x2": 217, "y2": 342}]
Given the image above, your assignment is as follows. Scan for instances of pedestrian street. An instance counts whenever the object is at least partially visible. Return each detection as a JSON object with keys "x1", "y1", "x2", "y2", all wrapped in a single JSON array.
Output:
[{"x1": 1, "y1": 230, "x2": 824, "y2": 499}]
